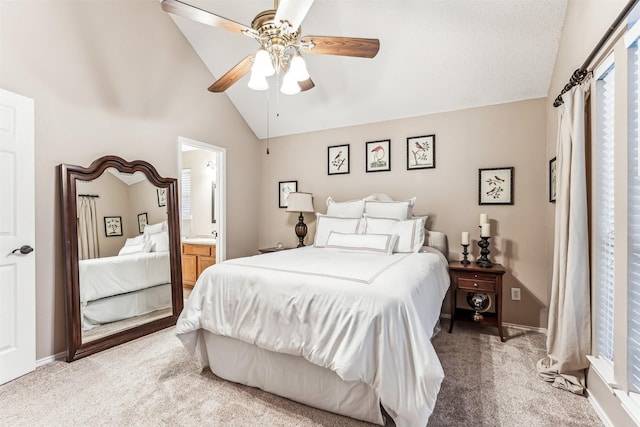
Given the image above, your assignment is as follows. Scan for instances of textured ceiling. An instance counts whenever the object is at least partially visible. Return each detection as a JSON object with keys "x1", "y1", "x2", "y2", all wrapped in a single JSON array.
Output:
[{"x1": 165, "y1": 0, "x2": 567, "y2": 139}]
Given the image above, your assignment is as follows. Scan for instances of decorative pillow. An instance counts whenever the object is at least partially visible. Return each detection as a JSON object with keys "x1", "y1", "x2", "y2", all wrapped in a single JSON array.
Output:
[
  {"x1": 118, "y1": 241, "x2": 153, "y2": 256},
  {"x1": 124, "y1": 235, "x2": 146, "y2": 247},
  {"x1": 325, "y1": 231, "x2": 397, "y2": 255},
  {"x1": 313, "y1": 214, "x2": 364, "y2": 247},
  {"x1": 144, "y1": 221, "x2": 166, "y2": 235},
  {"x1": 364, "y1": 216, "x2": 426, "y2": 253},
  {"x1": 326, "y1": 197, "x2": 366, "y2": 218},
  {"x1": 364, "y1": 198, "x2": 416, "y2": 220},
  {"x1": 149, "y1": 231, "x2": 170, "y2": 252}
]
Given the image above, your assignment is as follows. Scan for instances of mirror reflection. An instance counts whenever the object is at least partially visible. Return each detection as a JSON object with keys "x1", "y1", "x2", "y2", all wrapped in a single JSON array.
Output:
[{"x1": 75, "y1": 168, "x2": 173, "y2": 343}]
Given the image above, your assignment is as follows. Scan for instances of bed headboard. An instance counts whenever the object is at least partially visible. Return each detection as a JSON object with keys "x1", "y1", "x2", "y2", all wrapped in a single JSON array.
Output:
[{"x1": 425, "y1": 230, "x2": 449, "y2": 259}]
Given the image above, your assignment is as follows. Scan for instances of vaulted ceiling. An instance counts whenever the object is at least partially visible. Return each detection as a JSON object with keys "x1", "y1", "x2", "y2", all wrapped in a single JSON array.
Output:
[{"x1": 164, "y1": 0, "x2": 567, "y2": 139}]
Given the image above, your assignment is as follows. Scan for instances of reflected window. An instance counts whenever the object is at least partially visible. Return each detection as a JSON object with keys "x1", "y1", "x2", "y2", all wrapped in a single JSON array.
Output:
[{"x1": 182, "y1": 168, "x2": 192, "y2": 220}]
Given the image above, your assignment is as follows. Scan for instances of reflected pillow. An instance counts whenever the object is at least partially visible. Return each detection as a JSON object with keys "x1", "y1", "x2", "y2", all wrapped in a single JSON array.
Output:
[
  {"x1": 118, "y1": 241, "x2": 153, "y2": 256},
  {"x1": 325, "y1": 197, "x2": 366, "y2": 218},
  {"x1": 364, "y1": 216, "x2": 426, "y2": 253},
  {"x1": 144, "y1": 221, "x2": 166, "y2": 235},
  {"x1": 149, "y1": 232, "x2": 169, "y2": 252},
  {"x1": 313, "y1": 214, "x2": 364, "y2": 247},
  {"x1": 124, "y1": 235, "x2": 146, "y2": 247},
  {"x1": 325, "y1": 231, "x2": 397, "y2": 255}
]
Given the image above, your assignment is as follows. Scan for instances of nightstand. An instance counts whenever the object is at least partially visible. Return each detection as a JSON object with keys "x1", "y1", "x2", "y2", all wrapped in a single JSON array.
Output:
[
  {"x1": 448, "y1": 261, "x2": 507, "y2": 341},
  {"x1": 258, "y1": 247, "x2": 294, "y2": 254}
]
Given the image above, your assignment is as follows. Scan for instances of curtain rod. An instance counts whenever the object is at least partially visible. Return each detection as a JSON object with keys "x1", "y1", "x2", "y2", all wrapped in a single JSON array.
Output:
[
  {"x1": 553, "y1": 0, "x2": 639, "y2": 107},
  {"x1": 78, "y1": 194, "x2": 99, "y2": 198}
]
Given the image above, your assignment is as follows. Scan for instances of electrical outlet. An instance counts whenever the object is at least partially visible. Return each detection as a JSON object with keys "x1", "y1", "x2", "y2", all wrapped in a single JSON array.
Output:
[{"x1": 511, "y1": 288, "x2": 521, "y2": 301}]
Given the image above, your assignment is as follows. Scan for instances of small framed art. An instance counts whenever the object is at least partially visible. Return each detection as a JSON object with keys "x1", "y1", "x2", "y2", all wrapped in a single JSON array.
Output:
[
  {"x1": 137, "y1": 212, "x2": 148, "y2": 234},
  {"x1": 279, "y1": 180, "x2": 298, "y2": 208},
  {"x1": 328, "y1": 144, "x2": 350, "y2": 175},
  {"x1": 157, "y1": 188, "x2": 167, "y2": 207},
  {"x1": 366, "y1": 139, "x2": 391, "y2": 173},
  {"x1": 549, "y1": 157, "x2": 557, "y2": 203},
  {"x1": 479, "y1": 167, "x2": 514, "y2": 205},
  {"x1": 407, "y1": 134, "x2": 435, "y2": 170},
  {"x1": 104, "y1": 216, "x2": 123, "y2": 237}
]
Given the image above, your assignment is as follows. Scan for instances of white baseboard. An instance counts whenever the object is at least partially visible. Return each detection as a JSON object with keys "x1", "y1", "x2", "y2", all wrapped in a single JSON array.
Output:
[
  {"x1": 587, "y1": 390, "x2": 615, "y2": 427},
  {"x1": 36, "y1": 351, "x2": 66, "y2": 367},
  {"x1": 440, "y1": 314, "x2": 547, "y2": 335}
]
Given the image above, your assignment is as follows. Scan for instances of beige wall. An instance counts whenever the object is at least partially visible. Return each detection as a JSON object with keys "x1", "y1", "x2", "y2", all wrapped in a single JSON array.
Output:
[
  {"x1": 259, "y1": 98, "x2": 548, "y2": 328},
  {"x1": 128, "y1": 179, "x2": 168, "y2": 234},
  {"x1": 545, "y1": 1, "x2": 630, "y2": 425},
  {"x1": 1, "y1": 0, "x2": 261, "y2": 359}
]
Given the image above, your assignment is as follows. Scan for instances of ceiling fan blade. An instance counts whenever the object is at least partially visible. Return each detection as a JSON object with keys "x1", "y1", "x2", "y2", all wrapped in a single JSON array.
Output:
[
  {"x1": 275, "y1": 0, "x2": 314, "y2": 33},
  {"x1": 298, "y1": 78, "x2": 315, "y2": 92},
  {"x1": 208, "y1": 54, "x2": 255, "y2": 93},
  {"x1": 161, "y1": 0, "x2": 254, "y2": 36},
  {"x1": 300, "y1": 36, "x2": 380, "y2": 58}
]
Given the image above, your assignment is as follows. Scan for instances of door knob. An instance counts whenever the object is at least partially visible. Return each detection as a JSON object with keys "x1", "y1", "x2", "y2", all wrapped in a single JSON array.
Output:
[{"x1": 11, "y1": 245, "x2": 34, "y2": 255}]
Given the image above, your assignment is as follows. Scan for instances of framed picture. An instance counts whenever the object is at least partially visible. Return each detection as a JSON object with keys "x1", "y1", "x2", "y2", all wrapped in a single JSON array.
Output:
[
  {"x1": 328, "y1": 144, "x2": 350, "y2": 175},
  {"x1": 278, "y1": 180, "x2": 298, "y2": 208},
  {"x1": 104, "y1": 216, "x2": 123, "y2": 237},
  {"x1": 479, "y1": 167, "x2": 514, "y2": 205},
  {"x1": 157, "y1": 188, "x2": 167, "y2": 207},
  {"x1": 366, "y1": 139, "x2": 391, "y2": 172},
  {"x1": 137, "y1": 212, "x2": 148, "y2": 234},
  {"x1": 407, "y1": 134, "x2": 435, "y2": 170},
  {"x1": 549, "y1": 157, "x2": 557, "y2": 203}
]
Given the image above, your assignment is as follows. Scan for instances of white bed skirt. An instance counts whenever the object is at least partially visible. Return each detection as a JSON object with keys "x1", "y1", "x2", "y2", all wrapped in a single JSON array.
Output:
[
  {"x1": 196, "y1": 330, "x2": 385, "y2": 425},
  {"x1": 83, "y1": 283, "x2": 172, "y2": 330}
]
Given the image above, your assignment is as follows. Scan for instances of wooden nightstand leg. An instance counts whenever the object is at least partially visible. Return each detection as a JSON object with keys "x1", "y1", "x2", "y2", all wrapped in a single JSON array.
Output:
[
  {"x1": 448, "y1": 288, "x2": 455, "y2": 333},
  {"x1": 496, "y1": 294, "x2": 505, "y2": 342}
]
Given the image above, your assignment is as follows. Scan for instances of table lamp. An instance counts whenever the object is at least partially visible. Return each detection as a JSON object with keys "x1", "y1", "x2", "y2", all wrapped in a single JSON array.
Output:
[{"x1": 286, "y1": 192, "x2": 314, "y2": 247}]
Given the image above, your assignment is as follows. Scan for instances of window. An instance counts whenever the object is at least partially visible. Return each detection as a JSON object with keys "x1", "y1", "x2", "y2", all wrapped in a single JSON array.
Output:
[{"x1": 181, "y1": 168, "x2": 192, "y2": 220}]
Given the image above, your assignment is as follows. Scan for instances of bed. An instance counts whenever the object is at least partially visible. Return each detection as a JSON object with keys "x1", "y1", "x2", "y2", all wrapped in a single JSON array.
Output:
[
  {"x1": 176, "y1": 197, "x2": 450, "y2": 426},
  {"x1": 79, "y1": 229, "x2": 172, "y2": 331}
]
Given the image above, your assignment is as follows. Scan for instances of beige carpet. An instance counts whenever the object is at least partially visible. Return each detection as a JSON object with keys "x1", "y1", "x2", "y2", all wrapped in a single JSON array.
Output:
[{"x1": 0, "y1": 320, "x2": 601, "y2": 427}]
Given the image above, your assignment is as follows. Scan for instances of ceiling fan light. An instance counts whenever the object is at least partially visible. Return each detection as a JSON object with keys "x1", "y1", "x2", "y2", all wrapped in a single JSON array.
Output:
[
  {"x1": 254, "y1": 49, "x2": 275, "y2": 77},
  {"x1": 281, "y1": 72, "x2": 301, "y2": 95},
  {"x1": 289, "y1": 55, "x2": 310, "y2": 81},
  {"x1": 248, "y1": 70, "x2": 269, "y2": 91}
]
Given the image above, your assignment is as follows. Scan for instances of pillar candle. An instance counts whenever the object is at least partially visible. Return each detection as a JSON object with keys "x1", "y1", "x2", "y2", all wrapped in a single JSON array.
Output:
[
  {"x1": 461, "y1": 232, "x2": 469, "y2": 245},
  {"x1": 481, "y1": 223, "x2": 490, "y2": 237},
  {"x1": 480, "y1": 213, "x2": 489, "y2": 225}
]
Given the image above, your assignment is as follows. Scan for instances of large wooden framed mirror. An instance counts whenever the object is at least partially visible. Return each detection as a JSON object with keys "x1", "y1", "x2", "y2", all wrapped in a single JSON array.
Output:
[{"x1": 60, "y1": 155, "x2": 183, "y2": 361}]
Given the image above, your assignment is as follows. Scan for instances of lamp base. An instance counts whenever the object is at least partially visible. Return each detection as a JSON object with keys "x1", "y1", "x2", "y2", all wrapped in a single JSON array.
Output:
[{"x1": 295, "y1": 213, "x2": 308, "y2": 247}]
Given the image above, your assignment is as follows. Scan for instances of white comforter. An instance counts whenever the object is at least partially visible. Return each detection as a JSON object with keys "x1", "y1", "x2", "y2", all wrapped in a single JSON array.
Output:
[
  {"x1": 176, "y1": 246, "x2": 450, "y2": 427},
  {"x1": 79, "y1": 251, "x2": 171, "y2": 303}
]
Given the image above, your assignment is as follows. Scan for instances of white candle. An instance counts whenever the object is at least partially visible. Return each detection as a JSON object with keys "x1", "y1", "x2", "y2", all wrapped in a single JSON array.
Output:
[
  {"x1": 461, "y1": 232, "x2": 469, "y2": 245},
  {"x1": 481, "y1": 223, "x2": 490, "y2": 237},
  {"x1": 480, "y1": 213, "x2": 489, "y2": 225}
]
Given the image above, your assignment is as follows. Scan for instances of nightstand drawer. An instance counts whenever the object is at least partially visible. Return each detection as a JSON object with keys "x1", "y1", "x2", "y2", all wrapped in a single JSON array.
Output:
[{"x1": 458, "y1": 278, "x2": 496, "y2": 292}]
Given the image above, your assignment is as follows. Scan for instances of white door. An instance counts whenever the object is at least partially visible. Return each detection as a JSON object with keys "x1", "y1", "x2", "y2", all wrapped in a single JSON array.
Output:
[{"x1": 0, "y1": 88, "x2": 35, "y2": 384}]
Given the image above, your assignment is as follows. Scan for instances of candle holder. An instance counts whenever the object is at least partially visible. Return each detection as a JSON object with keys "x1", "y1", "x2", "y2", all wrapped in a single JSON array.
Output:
[
  {"x1": 477, "y1": 236, "x2": 493, "y2": 268},
  {"x1": 461, "y1": 244, "x2": 470, "y2": 265}
]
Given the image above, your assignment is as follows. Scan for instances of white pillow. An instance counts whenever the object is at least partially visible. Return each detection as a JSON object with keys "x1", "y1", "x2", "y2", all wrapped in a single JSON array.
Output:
[
  {"x1": 149, "y1": 231, "x2": 169, "y2": 252},
  {"x1": 313, "y1": 214, "x2": 364, "y2": 247},
  {"x1": 364, "y1": 198, "x2": 416, "y2": 220},
  {"x1": 325, "y1": 197, "x2": 366, "y2": 218},
  {"x1": 124, "y1": 235, "x2": 146, "y2": 247},
  {"x1": 144, "y1": 221, "x2": 166, "y2": 235},
  {"x1": 364, "y1": 216, "x2": 426, "y2": 253},
  {"x1": 118, "y1": 241, "x2": 153, "y2": 256},
  {"x1": 325, "y1": 231, "x2": 397, "y2": 255}
]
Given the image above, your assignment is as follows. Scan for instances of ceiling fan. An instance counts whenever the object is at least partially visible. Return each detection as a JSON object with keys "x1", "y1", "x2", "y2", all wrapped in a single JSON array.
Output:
[{"x1": 161, "y1": 0, "x2": 380, "y2": 95}]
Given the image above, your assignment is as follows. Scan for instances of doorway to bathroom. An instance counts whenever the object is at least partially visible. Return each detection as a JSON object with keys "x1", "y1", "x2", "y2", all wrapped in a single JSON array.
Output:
[{"x1": 178, "y1": 137, "x2": 226, "y2": 295}]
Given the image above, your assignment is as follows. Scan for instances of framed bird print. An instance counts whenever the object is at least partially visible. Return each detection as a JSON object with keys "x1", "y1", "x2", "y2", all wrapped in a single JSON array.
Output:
[
  {"x1": 366, "y1": 139, "x2": 391, "y2": 173},
  {"x1": 278, "y1": 180, "x2": 297, "y2": 208},
  {"x1": 407, "y1": 135, "x2": 435, "y2": 170},
  {"x1": 479, "y1": 167, "x2": 514, "y2": 205},
  {"x1": 328, "y1": 144, "x2": 350, "y2": 175}
]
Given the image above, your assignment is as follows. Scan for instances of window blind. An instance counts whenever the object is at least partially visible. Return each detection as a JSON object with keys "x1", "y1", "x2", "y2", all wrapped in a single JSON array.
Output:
[
  {"x1": 182, "y1": 168, "x2": 192, "y2": 220},
  {"x1": 595, "y1": 60, "x2": 616, "y2": 362},
  {"x1": 628, "y1": 35, "x2": 640, "y2": 393}
]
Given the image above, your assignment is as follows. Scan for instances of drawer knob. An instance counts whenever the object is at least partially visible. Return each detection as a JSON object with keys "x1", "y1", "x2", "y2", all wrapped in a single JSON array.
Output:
[
  {"x1": 474, "y1": 283, "x2": 478, "y2": 287},
  {"x1": 474, "y1": 274, "x2": 478, "y2": 278}
]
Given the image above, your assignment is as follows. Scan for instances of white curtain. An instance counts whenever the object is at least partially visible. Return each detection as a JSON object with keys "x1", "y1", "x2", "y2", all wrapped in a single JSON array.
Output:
[
  {"x1": 536, "y1": 84, "x2": 591, "y2": 395},
  {"x1": 78, "y1": 196, "x2": 99, "y2": 260}
]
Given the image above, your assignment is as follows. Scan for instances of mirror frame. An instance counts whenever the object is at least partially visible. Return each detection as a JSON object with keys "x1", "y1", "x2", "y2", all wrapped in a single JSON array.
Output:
[{"x1": 60, "y1": 155, "x2": 183, "y2": 361}]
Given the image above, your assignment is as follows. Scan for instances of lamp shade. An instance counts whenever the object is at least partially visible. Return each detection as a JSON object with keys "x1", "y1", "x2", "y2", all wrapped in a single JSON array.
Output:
[{"x1": 286, "y1": 192, "x2": 314, "y2": 213}]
